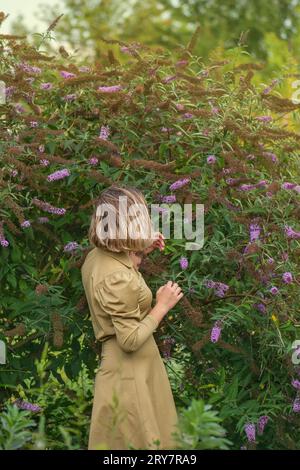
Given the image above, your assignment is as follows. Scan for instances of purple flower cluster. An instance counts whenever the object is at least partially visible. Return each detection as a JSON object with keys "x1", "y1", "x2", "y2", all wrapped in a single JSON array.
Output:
[
  {"x1": 169, "y1": 177, "x2": 191, "y2": 191},
  {"x1": 284, "y1": 225, "x2": 300, "y2": 239},
  {"x1": 97, "y1": 85, "x2": 122, "y2": 93},
  {"x1": 21, "y1": 220, "x2": 31, "y2": 228},
  {"x1": 32, "y1": 197, "x2": 66, "y2": 215},
  {"x1": 249, "y1": 223, "x2": 261, "y2": 242},
  {"x1": 14, "y1": 399, "x2": 42, "y2": 412},
  {"x1": 269, "y1": 286, "x2": 279, "y2": 295},
  {"x1": 238, "y1": 180, "x2": 268, "y2": 191},
  {"x1": 292, "y1": 379, "x2": 300, "y2": 390},
  {"x1": 282, "y1": 272, "x2": 293, "y2": 284},
  {"x1": 262, "y1": 79, "x2": 279, "y2": 95},
  {"x1": 179, "y1": 257, "x2": 188, "y2": 270},
  {"x1": 281, "y1": 182, "x2": 300, "y2": 193},
  {"x1": 254, "y1": 302, "x2": 267, "y2": 314},
  {"x1": 204, "y1": 279, "x2": 229, "y2": 297},
  {"x1": 63, "y1": 93, "x2": 76, "y2": 102},
  {"x1": 244, "y1": 423, "x2": 256, "y2": 442},
  {"x1": 210, "y1": 323, "x2": 222, "y2": 343},
  {"x1": 99, "y1": 125, "x2": 110, "y2": 140},
  {"x1": 207, "y1": 155, "x2": 216, "y2": 164},
  {"x1": 160, "y1": 195, "x2": 176, "y2": 203},
  {"x1": 19, "y1": 63, "x2": 41, "y2": 74},
  {"x1": 40, "y1": 82, "x2": 53, "y2": 90},
  {"x1": 47, "y1": 168, "x2": 70, "y2": 182},
  {"x1": 293, "y1": 397, "x2": 300, "y2": 412},
  {"x1": 257, "y1": 415, "x2": 269, "y2": 435},
  {"x1": 89, "y1": 157, "x2": 98, "y2": 165},
  {"x1": 60, "y1": 70, "x2": 76, "y2": 79},
  {"x1": 64, "y1": 241, "x2": 80, "y2": 252}
]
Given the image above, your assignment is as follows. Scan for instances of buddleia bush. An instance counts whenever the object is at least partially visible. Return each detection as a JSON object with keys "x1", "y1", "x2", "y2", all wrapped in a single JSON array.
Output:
[{"x1": 1, "y1": 16, "x2": 300, "y2": 449}]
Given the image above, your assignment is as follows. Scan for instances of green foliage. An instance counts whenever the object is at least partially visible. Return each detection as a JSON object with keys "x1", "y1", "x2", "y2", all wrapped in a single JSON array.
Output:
[
  {"x1": 174, "y1": 398, "x2": 232, "y2": 450},
  {"x1": 0, "y1": 403, "x2": 36, "y2": 450}
]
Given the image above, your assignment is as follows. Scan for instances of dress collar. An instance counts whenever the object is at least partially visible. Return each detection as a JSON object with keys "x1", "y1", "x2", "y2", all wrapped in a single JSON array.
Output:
[{"x1": 97, "y1": 246, "x2": 133, "y2": 268}]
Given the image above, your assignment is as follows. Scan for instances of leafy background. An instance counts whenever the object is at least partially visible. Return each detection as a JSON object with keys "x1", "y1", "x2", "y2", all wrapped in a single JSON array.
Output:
[{"x1": 1, "y1": 2, "x2": 300, "y2": 449}]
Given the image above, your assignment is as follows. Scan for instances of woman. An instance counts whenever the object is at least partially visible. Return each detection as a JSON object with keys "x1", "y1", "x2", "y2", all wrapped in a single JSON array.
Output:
[{"x1": 81, "y1": 185, "x2": 184, "y2": 450}]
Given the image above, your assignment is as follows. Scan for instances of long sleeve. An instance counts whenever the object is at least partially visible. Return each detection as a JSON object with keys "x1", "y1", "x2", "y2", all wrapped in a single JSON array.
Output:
[{"x1": 94, "y1": 270, "x2": 158, "y2": 353}]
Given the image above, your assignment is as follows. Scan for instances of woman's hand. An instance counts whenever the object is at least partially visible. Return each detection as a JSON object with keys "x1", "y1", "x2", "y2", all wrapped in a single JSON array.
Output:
[
  {"x1": 143, "y1": 232, "x2": 165, "y2": 255},
  {"x1": 155, "y1": 280, "x2": 184, "y2": 313}
]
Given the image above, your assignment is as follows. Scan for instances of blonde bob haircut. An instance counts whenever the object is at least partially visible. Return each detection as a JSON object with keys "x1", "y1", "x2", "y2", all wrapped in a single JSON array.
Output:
[{"x1": 88, "y1": 185, "x2": 155, "y2": 253}]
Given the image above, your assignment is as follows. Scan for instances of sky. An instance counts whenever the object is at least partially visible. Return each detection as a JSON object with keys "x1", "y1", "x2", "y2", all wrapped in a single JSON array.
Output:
[{"x1": 1, "y1": 0, "x2": 49, "y2": 33}]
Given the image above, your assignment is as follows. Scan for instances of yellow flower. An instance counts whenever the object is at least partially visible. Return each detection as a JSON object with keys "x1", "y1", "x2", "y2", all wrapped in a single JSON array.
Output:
[{"x1": 271, "y1": 314, "x2": 279, "y2": 326}]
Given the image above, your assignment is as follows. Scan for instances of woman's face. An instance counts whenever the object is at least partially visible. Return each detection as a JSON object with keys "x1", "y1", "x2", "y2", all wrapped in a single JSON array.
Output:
[{"x1": 129, "y1": 251, "x2": 144, "y2": 270}]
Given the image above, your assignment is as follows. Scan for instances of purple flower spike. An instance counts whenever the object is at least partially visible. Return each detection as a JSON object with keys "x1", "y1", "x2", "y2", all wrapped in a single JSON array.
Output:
[
  {"x1": 282, "y1": 272, "x2": 293, "y2": 284},
  {"x1": 244, "y1": 423, "x2": 256, "y2": 442},
  {"x1": 293, "y1": 397, "x2": 300, "y2": 412},
  {"x1": 210, "y1": 323, "x2": 222, "y2": 343},
  {"x1": 291, "y1": 379, "x2": 300, "y2": 390},
  {"x1": 179, "y1": 256, "x2": 188, "y2": 270},
  {"x1": 257, "y1": 415, "x2": 269, "y2": 435}
]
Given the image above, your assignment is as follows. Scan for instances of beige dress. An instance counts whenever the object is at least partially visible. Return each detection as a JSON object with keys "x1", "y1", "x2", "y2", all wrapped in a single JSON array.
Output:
[{"x1": 81, "y1": 246, "x2": 179, "y2": 450}]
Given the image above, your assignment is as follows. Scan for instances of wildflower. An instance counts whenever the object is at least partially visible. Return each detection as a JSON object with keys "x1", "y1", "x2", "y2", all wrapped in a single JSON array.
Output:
[
  {"x1": 282, "y1": 182, "x2": 297, "y2": 190},
  {"x1": 64, "y1": 241, "x2": 80, "y2": 252},
  {"x1": 0, "y1": 239, "x2": 9, "y2": 247},
  {"x1": 292, "y1": 397, "x2": 300, "y2": 412},
  {"x1": 60, "y1": 70, "x2": 76, "y2": 79},
  {"x1": 284, "y1": 225, "x2": 300, "y2": 239},
  {"x1": 63, "y1": 93, "x2": 76, "y2": 102},
  {"x1": 14, "y1": 399, "x2": 42, "y2": 412},
  {"x1": 292, "y1": 379, "x2": 300, "y2": 390},
  {"x1": 214, "y1": 282, "x2": 229, "y2": 297},
  {"x1": 175, "y1": 103, "x2": 184, "y2": 111},
  {"x1": 181, "y1": 112, "x2": 194, "y2": 119},
  {"x1": 282, "y1": 272, "x2": 293, "y2": 284},
  {"x1": 270, "y1": 286, "x2": 279, "y2": 295},
  {"x1": 161, "y1": 195, "x2": 176, "y2": 203},
  {"x1": 210, "y1": 323, "x2": 222, "y2": 343},
  {"x1": 21, "y1": 220, "x2": 31, "y2": 228},
  {"x1": 257, "y1": 416, "x2": 269, "y2": 435},
  {"x1": 47, "y1": 168, "x2": 70, "y2": 182},
  {"x1": 32, "y1": 197, "x2": 66, "y2": 215},
  {"x1": 40, "y1": 82, "x2": 53, "y2": 90},
  {"x1": 97, "y1": 85, "x2": 122, "y2": 93},
  {"x1": 207, "y1": 155, "x2": 216, "y2": 164},
  {"x1": 30, "y1": 121, "x2": 38, "y2": 128},
  {"x1": 262, "y1": 79, "x2": 278, "y2": 94},
  {"x1": 89, "y1": 157, "x2": 98, "y2": 165},
  {"x1": 10, "y1": 169, "x2": 18, "y2": 177},
  {"x1": 254, "y1": 303, "x2": 266, "y2": 314},
  {"x1": 267, "y1": 258, "x2": 275, "y2": 264},
  {"x1": 179, "y1": 257, "x2": 188, "y2": 270},
  {"x1": 19, "y1": 63, "x2": 41, "y2": 74},
  {"x1": 40, "y1": 159, "x2": 50, "y2": 166},
  {"x1": 99, "y1": 125, "x2": 110, "y2": 140},
  {"x1": 169, "y1": 178, "x2": 191, "y2": 191},
  {"x1": 38, "y1": 145, "x2": 45, "y2": 153},
  {"x1": 244, "y1": 423, "x2": 256, "y2": 442},
  {"x1": 250, "y1": 223, "x2": 260, "y2": 242}
]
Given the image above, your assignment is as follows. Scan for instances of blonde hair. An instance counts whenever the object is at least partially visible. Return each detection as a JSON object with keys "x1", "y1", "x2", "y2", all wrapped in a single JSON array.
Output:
[{"x1": 88, "y1": 185, "x2": 155, "y2": 252}]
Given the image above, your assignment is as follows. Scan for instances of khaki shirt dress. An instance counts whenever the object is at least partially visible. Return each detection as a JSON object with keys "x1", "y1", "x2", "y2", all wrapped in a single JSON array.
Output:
[{"x1": 81, "y1": 246, "x2": 179, "y2": 450}]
